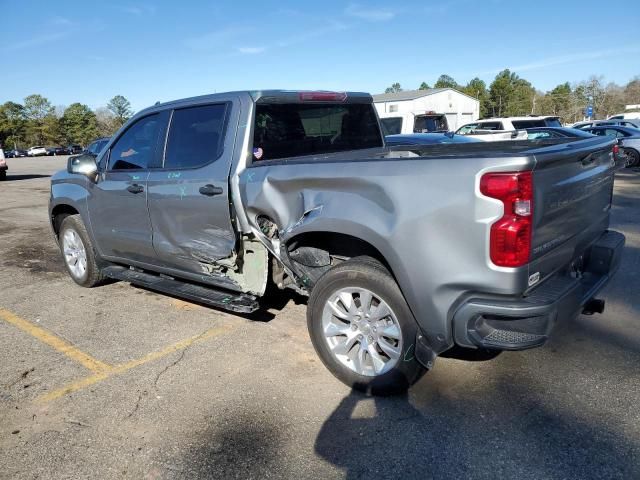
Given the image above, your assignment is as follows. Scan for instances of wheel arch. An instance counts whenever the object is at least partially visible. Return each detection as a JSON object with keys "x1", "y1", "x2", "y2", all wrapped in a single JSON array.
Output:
[{"x1": 51, "y1": 204, "x2": 80, "y2": 236}]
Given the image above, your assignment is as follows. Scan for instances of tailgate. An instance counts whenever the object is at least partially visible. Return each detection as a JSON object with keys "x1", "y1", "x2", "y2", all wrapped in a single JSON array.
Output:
[{"x1": 530, "y1": 137, "x2": 617, "y2": 278}]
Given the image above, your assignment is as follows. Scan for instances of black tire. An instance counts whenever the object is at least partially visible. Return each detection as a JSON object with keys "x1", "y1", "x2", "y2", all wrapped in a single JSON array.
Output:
[
  {"x1": 307, "y1": 257, "x2": 426, "y2": 395},
  {"x1": 0, "y1": 170, "x2": 6, "y2": 181},
  {"x1": 59, "y1": 214, "x2": 105, "y2": 287},
  {"x1": 624, "y1": 148, "x2": 639, "y2": 168}
]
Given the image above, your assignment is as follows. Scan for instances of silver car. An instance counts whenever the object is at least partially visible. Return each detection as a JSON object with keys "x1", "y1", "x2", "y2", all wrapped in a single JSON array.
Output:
[
  {"x1": 574, "y1": 118, "x2": 640, "y2": 130},
  {"x1": 582, "y1": 125, "x2": 640, "y2": 167}
]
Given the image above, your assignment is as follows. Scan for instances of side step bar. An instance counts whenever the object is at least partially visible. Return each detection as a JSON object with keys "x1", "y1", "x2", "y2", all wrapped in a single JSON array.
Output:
[{"x1": 102, "y1": 266, "x2": 259, "y2": 313}]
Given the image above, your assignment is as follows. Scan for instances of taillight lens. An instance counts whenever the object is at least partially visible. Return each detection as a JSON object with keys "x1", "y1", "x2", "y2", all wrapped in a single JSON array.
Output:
[
  {"x1": 612, "y1": 144, "x2": 619, "y2": 155},
  {"x1": 299, "y1": 91, "x2": 347, "y2": 102},
  {"x1": 480, "y1": 171, "x2": 533, "y2": 267}
]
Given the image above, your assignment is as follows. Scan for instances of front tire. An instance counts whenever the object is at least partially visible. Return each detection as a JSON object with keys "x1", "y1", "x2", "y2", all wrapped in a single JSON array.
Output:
[
  {"x1": 307, "y1": 257, "x2": 426, "y2": 395},
  {"x1": 59, "y1": 215, "x2": 105, "y2": 287}
]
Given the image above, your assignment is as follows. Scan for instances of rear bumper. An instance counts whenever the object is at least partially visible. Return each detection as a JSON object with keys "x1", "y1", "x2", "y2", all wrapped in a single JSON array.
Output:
[{"x1": 452, "y1": 230, "x2": 625, "y2": 350}]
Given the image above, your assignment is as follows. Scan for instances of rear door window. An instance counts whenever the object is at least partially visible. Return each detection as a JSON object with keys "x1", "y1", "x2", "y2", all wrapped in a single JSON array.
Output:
[
  {"x1": 512, "y1": 119, "x2": 546, "y2": 129},
  {"x1": 164, "y1": 104, "x2": 228, "y2": 169},
  {"x1": 253, "y1": 103, "x2": 382, "y2": 161},
  {"x1": 477, "y1": 122, "x2": 504, "y2": 130},
  {"x1": 605, "y1": 128, "x2": 626, "y2": 138},
  {"x1": 380, "y1": 117, "x2": 403, "y2": 135}
]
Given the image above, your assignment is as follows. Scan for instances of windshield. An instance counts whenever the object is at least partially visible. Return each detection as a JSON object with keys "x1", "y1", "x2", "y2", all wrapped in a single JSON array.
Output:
[
  {"x1": 252, "y1": 103, "x2": 383, "y2": 161},
  {"x1": 380, "y1": 117, "x2": 403, "y2": 135}
]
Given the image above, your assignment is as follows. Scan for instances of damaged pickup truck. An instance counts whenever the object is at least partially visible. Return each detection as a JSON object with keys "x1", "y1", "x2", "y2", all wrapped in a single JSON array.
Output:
[{"x1": 50, "y1": 90, "x2": 625, "y2": 394}]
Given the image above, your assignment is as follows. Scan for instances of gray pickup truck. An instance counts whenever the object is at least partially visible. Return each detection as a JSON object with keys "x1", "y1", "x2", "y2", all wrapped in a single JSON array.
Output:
[{"x1": 50, "y1": 90, "x2": 625, "y2": 394}]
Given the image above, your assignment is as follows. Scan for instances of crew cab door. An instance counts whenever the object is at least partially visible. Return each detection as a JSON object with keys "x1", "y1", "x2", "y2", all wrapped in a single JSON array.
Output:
[
  {"x1": 146, "y1": 101, "x2": 237, "y2": 274},
  {"x1": 87, "y1": 112, "x2": 168, "y2": 264}
]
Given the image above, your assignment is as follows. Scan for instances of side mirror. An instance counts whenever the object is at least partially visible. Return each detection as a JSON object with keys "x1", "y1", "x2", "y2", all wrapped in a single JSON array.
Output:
[{"x1": 67, "y1": 154, "x2": 98, "y2": 180}]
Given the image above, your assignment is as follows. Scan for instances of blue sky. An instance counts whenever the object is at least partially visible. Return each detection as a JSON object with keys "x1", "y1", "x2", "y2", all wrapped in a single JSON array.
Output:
[{"x1": 1, "y1": 0, "x2": 639, "y2": 112}]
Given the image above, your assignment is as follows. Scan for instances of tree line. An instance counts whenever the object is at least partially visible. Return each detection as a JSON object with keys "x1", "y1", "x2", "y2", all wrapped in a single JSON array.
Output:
[
  {"x1": 0, "y1": 95, "x2": 133, "y2": 149},
  {"x1": 385, "y1": 70, "x2": 640, "y2": 123}
]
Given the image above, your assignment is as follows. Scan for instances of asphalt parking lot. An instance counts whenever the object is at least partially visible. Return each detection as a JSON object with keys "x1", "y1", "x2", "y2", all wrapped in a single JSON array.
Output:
[{"x1": 1, "y1": 156, "x2": 639, "y2": 479}]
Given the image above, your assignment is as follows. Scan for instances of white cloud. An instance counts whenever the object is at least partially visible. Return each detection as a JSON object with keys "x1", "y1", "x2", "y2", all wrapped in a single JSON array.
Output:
[
  {"x1": 50, "y1": 16, "x2": 72, "y2": 26},
  {"x1": 184, "y1": 26, "x2": 253, "y2": 51},
  {"x1": 237, "y1": 46, "x2": 266, "y2": 55},
  {"x1": 1, "y1": 32, "x2": 69, "y2": 52},
  {"x1": 275, "y1": 21, "x2": 349, "y2": 48},
  {"x1": 481, "y1": 47, "x2": 640, "y2": 75},
  {"x1": 345, "y1": 3, "x2": 395, "y2": 22},
  {"x1": 121, "y1": 4, "x2": 156, "y2": 15}
]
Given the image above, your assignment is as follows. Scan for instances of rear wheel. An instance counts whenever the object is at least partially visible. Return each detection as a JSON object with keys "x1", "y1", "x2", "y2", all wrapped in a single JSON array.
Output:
[
  {"x1": 0, "y1": 170, "x2": 6, "y2": 181},
  {"x1": 624, "y1": 148, "x2": 639, "y2": 167},
  {"x1": 307, "y1": 257, "x2": 426, "y2": 395},
  {"x1": 59, "y1": 215, "x2": 105, "y2": 287}
]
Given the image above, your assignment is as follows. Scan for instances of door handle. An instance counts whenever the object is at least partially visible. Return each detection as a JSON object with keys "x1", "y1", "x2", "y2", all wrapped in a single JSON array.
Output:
[
  {"x1": 199, "y1": 184, "x2": 223, "y2": 196},
  {"x1": 127, "y1": 184, "x2": 144, "y2": 194}
]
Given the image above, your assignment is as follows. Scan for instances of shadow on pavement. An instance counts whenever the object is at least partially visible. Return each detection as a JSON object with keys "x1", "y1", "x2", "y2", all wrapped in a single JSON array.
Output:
[{"x1": 3, "y1": 174, "x2": 51, "y2": 181}]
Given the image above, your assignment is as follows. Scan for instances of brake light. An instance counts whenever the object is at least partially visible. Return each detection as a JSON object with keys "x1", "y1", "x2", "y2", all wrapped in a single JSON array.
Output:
[
  {"x1": 612, "y1": 144, "x2": 619, "y2": 155},
  {"x1": 480, "y1": 171, "x2": 533, "y2": 267},
  {"x1": 299, "y1": 91, "x2": 347, "y2": 102}
]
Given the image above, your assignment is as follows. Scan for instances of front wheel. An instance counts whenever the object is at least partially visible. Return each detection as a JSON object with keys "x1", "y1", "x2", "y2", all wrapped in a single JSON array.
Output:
[
  {"x1": 59, "y1": 215, "x2": 105, "y2": 287},
  {"x1": 307, "y1": 257, "x2": 427, "y2": 395}
]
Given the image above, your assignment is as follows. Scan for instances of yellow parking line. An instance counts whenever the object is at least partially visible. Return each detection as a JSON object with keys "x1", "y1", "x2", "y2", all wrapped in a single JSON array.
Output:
[
  {"x1": 0, "y1": 308, "x2": 113, "y2": 374},
  {"x1": 38, "y1": 324, "x2": 232, "y2": 403}
]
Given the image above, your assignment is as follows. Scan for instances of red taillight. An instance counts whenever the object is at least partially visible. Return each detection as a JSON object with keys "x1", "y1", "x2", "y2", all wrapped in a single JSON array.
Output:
[
  {"x1": 612, "y1": 144, "x2": 619, "y2": 155},
  {"x1": 480, "y1": 171, "x2": 533, "y2": 268},
  {"x1": 299, "y1": 91, "x2": 347, "y2": 102}
]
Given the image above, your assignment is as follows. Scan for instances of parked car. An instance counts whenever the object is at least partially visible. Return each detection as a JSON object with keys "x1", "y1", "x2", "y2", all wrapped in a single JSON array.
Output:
[
  {"x1": 385, "y1": 132, "x2": 481, "y2": 146},
  {"x1": 83, "y1": 137, "x2": 110, "y2": 156},
  {"x1": 67, "y1": 144, "x2": 83, "y2": 154},
  {"x1": 525, "y1": 127, "x2": 596, "y2": 139},
  {"x1": 379, "y1": 111, "x2": 449, "y2": 135},
  {"x1": 5, "y1": 149, "x2": 27, "y2": 158},
  {"x1": 0, "y1": 150, "x2": 6, "y2": 180},
  {"x1": 46, "y1": 146, "x2": 70, "y2": 156},
  {"x1": 456, "y1": 115, "x2": 562, "y2": 134},
  {"x1": 27, "y1": 146, "x2": 47, "y2": 156},
  {"x1": 581, "y1": 125, "x2": 640, "y2": 167},
  {"x1": 50, "y1": 90, "x2": 624, "y2": 395},
  {"x1": 573, "y1": 119, "x2": 640, "y2": 130}
]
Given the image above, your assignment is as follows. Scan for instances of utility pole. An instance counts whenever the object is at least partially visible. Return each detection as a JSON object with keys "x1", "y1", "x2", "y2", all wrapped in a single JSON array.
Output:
[{"x1": 531, "y1": 94, "x2": 536, "y2": 115}]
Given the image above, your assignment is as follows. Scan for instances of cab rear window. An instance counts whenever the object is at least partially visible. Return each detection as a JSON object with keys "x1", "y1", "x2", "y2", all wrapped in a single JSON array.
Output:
[{"x1": 252, "y1": 103, "x2": 382, "y2": 161}]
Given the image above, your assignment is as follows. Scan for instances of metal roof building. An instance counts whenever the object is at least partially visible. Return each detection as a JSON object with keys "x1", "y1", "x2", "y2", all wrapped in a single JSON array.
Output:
[{"x1": 372, "y1": 88, "x2": 480, "y2": 131}]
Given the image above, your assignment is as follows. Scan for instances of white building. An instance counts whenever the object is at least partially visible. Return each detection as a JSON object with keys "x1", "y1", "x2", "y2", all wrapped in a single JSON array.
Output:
[{"x1": 372, "y1": 88, "x2": 480, "y2": 132}]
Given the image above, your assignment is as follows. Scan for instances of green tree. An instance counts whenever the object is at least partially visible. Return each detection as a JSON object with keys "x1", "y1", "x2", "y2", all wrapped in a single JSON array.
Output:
[
  {"x1": 418, "y1": 82, "x2": 430, "y2": 90},
  {"x1": 384, "y1": 83, "x2": 402, "y2": 94},
  {"x1": 0, "y1": 101, "x2": 27, "y2": 148},
  {"x1": 43, "y1": 113, "x2": 64, "y2": 145},
  {"x1": 488, "y1": 69, "x2": 535, "y2": 117},
  {"x1": 95, "y1": 107, "x2": 118, "y2": 137},
  {"x1": 434, "y1": 74, "x2": 458, "y2": 89},
  {"x1": 461, "y1": 77, "x2": 489, "y2": 118},
  {"x1": 107, "y1": 95, "x2": 133, "y2": 128},
  {"x1": 23, "y1": 94, "x2": 53, "y2": 144},
  {"x1": 61, "y1": 103, "x2": 99, "y2": 145}
]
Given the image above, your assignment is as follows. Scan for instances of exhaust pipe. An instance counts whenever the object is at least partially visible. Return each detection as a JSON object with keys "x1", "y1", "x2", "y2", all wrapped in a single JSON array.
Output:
[{"x1": 582, "y1": 298, "x2": 605, "y2": 315}]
